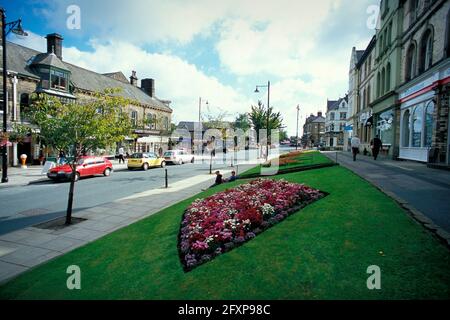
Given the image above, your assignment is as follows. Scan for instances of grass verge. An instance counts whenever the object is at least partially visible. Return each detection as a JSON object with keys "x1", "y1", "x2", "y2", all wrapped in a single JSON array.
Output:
[{"x1": 0, "y1": 166, "x2": 449, "y2": 299}]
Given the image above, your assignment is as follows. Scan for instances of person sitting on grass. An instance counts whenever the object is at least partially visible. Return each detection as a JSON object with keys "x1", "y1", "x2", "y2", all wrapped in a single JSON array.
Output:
[{"x1": 227, "y1": 171, "x2": 238, "y2": 182}]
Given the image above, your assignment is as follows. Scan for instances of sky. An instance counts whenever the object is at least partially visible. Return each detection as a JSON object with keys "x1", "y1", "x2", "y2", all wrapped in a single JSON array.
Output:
[{"x1": 3, "y1": 0, "x2": 378, "y2": 136}]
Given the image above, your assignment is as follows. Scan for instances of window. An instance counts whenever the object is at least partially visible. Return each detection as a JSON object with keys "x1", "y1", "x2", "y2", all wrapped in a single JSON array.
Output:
[
  {"x1": 402, "y1": 110, "x2": 411, "y2": 147},
  {"x1": 412, "y1": 105, "x2": 423, "y2": 147},
  {"x1": 20, "y1": 93, "x2": 29, "y2": 107},
  {"x1": 50, "y1": 69, "x2": 68, "y2": 91},
  {"x1": 419, "y1": 29, "x2": 433, "y2": 72},
  {"x1": 330, "y1": 113, "x2": 335, "y2": 121},
  {"x1": 164, "y1": 116, "x2": 169, "y2": 130},
  {"x1": 377, "y1": 73, "x2": 381, "y2": 97},
  {"x1": 424, "y1": 101, "x2": 435, "y2": 147},
  {"x1": 381, "y1": 68, "x2": 386, "y2": 94},
  {"x1": 410, "y1": 0, "x2": 419, "y2": 25},
  {"x1": 386, "y1": 63, "x2": 391, "y2": 91},
  {"x1": 446, "y1": 9, "x2": 450, "y2": 58},
  {"x1": 340, "y1": 112, "x2": 347, "y2": 120},
  {"x1": 131, "y1": 111, "x2": 138, "y2": 127},
  {"x1": 367, "y1": 85, "x2": 371, "y2": 105},
  {"x1": 405, "y1": 44, "x2": 417, "y2": 81},
  {"x1": 146, "y1": 113, "x2": 155, "y2": 129}
]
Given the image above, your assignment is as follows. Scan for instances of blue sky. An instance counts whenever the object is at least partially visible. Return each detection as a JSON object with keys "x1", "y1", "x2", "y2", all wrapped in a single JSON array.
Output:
[{"x1": 4, "y1": 0, "x2": 377, "y2": 136}]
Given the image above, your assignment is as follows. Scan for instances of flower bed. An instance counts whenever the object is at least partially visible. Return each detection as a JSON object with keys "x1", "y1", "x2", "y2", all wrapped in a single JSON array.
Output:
[{"x1": 178, "y1": 179, "x2": 326, "y2": 271}]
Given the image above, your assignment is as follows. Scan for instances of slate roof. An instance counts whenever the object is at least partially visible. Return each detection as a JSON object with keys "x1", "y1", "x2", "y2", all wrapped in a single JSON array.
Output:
[
  {"x1": 3, "y1": 41, "x2": 172, "y2": 113},
  {"x1": 31, "y1": 52, "x2": 70, "y2": 71},
  {"x1": 327, "y1": 96, "x2": 348, "y2": 112}
]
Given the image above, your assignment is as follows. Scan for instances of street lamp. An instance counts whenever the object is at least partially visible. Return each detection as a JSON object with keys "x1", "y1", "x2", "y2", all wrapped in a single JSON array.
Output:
[
  {"x1": 254, "y1": 81, "x2": 270, "y2": 162},
  {"x1": 1, "y1": 8, "x2": 28, "y2": 183},
  {"x1": 296, "y1": 105, "x2": 300, "y2": 150}
]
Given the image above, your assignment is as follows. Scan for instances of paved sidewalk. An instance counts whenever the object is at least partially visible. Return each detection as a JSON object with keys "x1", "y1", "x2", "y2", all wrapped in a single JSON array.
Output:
[
  {"x1": 0, "y1": 164, "x2": 255, "y2": 284},
  {"x1": 324, "y1": 151, "x2": 450, "y2": 240}
]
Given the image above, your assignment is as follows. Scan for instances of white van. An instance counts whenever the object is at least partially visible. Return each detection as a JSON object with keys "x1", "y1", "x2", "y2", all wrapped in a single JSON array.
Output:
[{"x1": 163, "y1": 150, "x2": 195, "y2": 165}]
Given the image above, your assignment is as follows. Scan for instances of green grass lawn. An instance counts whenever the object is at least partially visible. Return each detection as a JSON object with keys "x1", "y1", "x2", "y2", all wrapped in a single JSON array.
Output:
[
  {"x1": 240, "y1": 150, "x2": 334, "y2": 178},
  {"x1": 1, "y1": 166, "x2": 449, "y2": 299}
]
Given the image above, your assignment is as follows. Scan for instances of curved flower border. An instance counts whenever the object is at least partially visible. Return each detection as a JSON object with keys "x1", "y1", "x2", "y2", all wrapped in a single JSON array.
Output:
[{"x1": 178, "y1": 179, "x2": 327, "y2": 272}]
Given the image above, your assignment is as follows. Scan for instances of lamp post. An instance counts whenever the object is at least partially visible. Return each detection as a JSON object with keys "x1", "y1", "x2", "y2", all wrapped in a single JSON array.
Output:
[
  {"x1": 1, "y1": 8, "x2": 28, "y2": 183},
  {"x1": 254, "y1": 81, "x2": 270, "y2": 162},
  {"x1": 296, "y1": 105, "x2": 300, "y2": 150}
]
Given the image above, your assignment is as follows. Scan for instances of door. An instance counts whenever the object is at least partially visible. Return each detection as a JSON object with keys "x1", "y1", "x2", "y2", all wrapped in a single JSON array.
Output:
[
  {"x1": 148, "y1": 153, "x2": 158, "y2": 166},
  {"x1": 81, "y1": 158, "x2": 95, "y2": 176}
]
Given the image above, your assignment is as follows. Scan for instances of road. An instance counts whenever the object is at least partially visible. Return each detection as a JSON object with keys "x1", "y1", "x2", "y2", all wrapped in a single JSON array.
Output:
[{"x1": 0, "y1": 148, "x2": 292, "y2": 235}]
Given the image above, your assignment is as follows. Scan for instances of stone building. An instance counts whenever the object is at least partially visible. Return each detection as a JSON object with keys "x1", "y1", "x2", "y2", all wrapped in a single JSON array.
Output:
[
  {"x1": 0, "y1": 33, "x2": 173, "y2": 166},
  {"x1": 301, "y1": 112, "x2": 325, "y2": 148},
  {"x1": 324, "y1": 96, "x2": 348, "y2": 150},
  {"x1": 397, "y1": 0, "x2": 450, "y2": 165},
  {"x1": 354, "y1": 36, "x2": 377, "y2": 154},
  {"x1": 347, "y1": 0, "x2": 449, "y2": 165}
]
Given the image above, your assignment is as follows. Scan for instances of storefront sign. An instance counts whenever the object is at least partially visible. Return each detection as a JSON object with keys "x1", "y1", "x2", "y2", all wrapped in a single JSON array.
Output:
[{"x1": 399, "y1": 66, "x2": 450, "y2": 102}]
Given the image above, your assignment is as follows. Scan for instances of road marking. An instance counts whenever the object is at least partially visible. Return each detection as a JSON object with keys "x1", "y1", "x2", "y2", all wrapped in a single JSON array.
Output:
[{"x1": 119, "y1": 170, "x2": 234, "y2": 201}]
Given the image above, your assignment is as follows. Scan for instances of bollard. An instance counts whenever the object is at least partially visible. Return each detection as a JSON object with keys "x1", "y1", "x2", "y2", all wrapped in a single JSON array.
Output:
[{"x1": 165, "y1": 169, "x2": 168, "y2": 188}]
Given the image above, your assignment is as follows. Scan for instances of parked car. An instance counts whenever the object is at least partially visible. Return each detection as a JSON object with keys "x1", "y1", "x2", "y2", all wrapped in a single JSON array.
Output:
[
  {"x1": 163, "y1": 150, "x2": 194, "y2": 165},
  {"x1": 127, "y1": 152, "x2": 166, "y2": 170},
  {"x1": 47, "y1": 156, "x2": 113, "y2": 181}
]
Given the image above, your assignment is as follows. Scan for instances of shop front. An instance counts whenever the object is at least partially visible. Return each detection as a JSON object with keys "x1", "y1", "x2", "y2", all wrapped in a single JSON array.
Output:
[{"x1": 398, "y1": 63, "x2": 450, "y2": 163}]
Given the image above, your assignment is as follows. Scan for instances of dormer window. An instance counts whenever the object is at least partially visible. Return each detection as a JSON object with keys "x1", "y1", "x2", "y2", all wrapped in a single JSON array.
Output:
[{"x1": 50, "y1": 69, "x2": 68, "y2": 91}]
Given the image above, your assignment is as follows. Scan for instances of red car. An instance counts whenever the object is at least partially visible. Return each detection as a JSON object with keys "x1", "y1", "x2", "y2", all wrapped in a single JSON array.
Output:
[{"x1": 47, "y1": 156, "x2": 113, "y2": 181}]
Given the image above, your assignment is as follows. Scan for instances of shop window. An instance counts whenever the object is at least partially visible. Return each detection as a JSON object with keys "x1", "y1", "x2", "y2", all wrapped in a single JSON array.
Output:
[
  {"x1": 377, "y1": 109, "x2": 394, "y2": 145},
  {"x1": 402, "y1": 110, "x2": 411, "y2": 147},
  {"x1": 424, "y1": 101, "x2": 435, "y2": 147},
  {"x1": 412, "y1": 105, "x2": 423, "y2": 147},
  {"x1": 419, "y1": 29, "x2": 433, "y2": 73},
  {"x1": 405, "y1": 44, "x2": 417, "y2": 81}
]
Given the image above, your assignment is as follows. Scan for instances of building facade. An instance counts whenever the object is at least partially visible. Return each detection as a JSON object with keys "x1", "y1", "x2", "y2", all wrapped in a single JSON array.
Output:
[
  {"x1": 347, "y1": 0, "x2": 449, "y2": 165},
  {"x1": 302, "y1": 112, "x2": 325, "y2": 148},
  {"x1": 397, "y1": 0, "x2": 450, "y2": 165},
  {"x1": 354, "y1": 36, "x2": 377, "y2": 155},
  {"x1": 324, "y1": 96, "x2": 349, "y2": 150},
  {"x1": 0, "y1": 33, "x2": 173, "y2": 166}
]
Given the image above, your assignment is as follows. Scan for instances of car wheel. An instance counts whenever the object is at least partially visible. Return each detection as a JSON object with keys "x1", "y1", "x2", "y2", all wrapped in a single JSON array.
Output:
[
  {"x1": 104, "y1": 168, "x2": 112, "y2": 177},
  {"x1": 178, "y1": 159, "x2": 183, "y2": 165},
  {"x1": 142, "y1": 163, "x2": 149, "y2": 171},
  {"x1": 161, "y1": 161, "x2": 166, "y2": 168},
  {"x1": 191, "y1": 157, "x2": 195, "y2": 163},
  {"x1": 74, "y1": 173, "x2": 80, "y2": 182}
]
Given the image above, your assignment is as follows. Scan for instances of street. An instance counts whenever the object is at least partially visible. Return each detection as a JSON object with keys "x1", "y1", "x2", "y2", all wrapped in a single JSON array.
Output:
[{"x1": 0, "y1": 148, "x2": 284, "y2": 235}]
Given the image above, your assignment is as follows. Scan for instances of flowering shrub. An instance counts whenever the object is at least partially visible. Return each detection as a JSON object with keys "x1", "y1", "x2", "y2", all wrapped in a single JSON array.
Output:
[{"x1": 178, "y1": 179, "x2": 325, "y2": 271}]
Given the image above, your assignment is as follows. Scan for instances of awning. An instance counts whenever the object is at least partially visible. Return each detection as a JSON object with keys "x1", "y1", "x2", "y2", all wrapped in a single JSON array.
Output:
[
  {"x1": 137, "y1": 136, "x2": 169, "y2": 144},
  {"x1": 365, "y1": 116, "x2": 374, "y2": 127}
]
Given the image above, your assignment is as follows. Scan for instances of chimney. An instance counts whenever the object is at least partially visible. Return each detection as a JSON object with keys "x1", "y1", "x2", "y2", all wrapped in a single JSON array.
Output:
[
  {"x1": 141, "y1": 78, "x2": 155, "y2": 97},
  {"x1": 130, "y1": 71, "x2": 138, "y2": 86},
  {"x1": 318, "y1": 112, "x2": 323, "y2": 117},
  {"x1": 46, "y1": 33, "x2": 63, "y2": 60}
]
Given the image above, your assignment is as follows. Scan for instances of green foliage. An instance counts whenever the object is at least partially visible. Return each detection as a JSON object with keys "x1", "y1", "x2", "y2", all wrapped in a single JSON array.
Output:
[
  {"x1": 27, "y1": 89, "x2": 133, "y2": 163},
  {"x1": 249, "y1": 101, "x2": 284, "y2": 142},
  {"x1": 233, "y1": 113, "x2": 251, "y2": 132}
]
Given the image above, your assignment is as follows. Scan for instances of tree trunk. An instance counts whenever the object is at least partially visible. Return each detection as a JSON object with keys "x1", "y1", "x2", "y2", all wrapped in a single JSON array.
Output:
[{"x1": 65, "y1": 164, "x2": 77, "y2": 225}]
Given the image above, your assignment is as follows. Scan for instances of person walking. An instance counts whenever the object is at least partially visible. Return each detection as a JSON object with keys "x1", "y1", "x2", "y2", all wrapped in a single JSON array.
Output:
[
  {"x1": 351, "y1": 135, "x2": 361, "y2": 162},
  {"x1": 371, "y1": 135, "x2": 383, "y2": 160},
  {"x1": 118, "y1": 147, "x2": 125, "y2": 164}
]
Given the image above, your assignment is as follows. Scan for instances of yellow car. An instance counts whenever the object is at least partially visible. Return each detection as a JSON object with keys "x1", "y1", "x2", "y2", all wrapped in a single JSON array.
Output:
[{"x1": 127, "y1": 152, "x2": 166, "y2": 171}]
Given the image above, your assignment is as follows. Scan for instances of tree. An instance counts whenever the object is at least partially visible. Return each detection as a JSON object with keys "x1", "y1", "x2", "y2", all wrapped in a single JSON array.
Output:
[
  {"x1": 233, "y1": 113, "x2": 251, "y2": 132},
  {"x1": 249, "y1": 100, "x2": 284, "y2": 142},
  {"x1": 27, "y1": 89, "x2": 133, "y2": 225}
]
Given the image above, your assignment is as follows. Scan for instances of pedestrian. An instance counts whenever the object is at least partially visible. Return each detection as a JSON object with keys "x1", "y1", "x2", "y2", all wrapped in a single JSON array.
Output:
[
  {"x1": 118, "y1": 146, "x2": 125, "y2": 164},
  {"x1": 351, "y1": 135, "x2": 361, "y2": 162},
  {"x1": 58, "y1": 150, "x2": 66, "y2": 165},
  {"x1": 371, "y1": 135, "x2": 383, "y2": 160}
]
